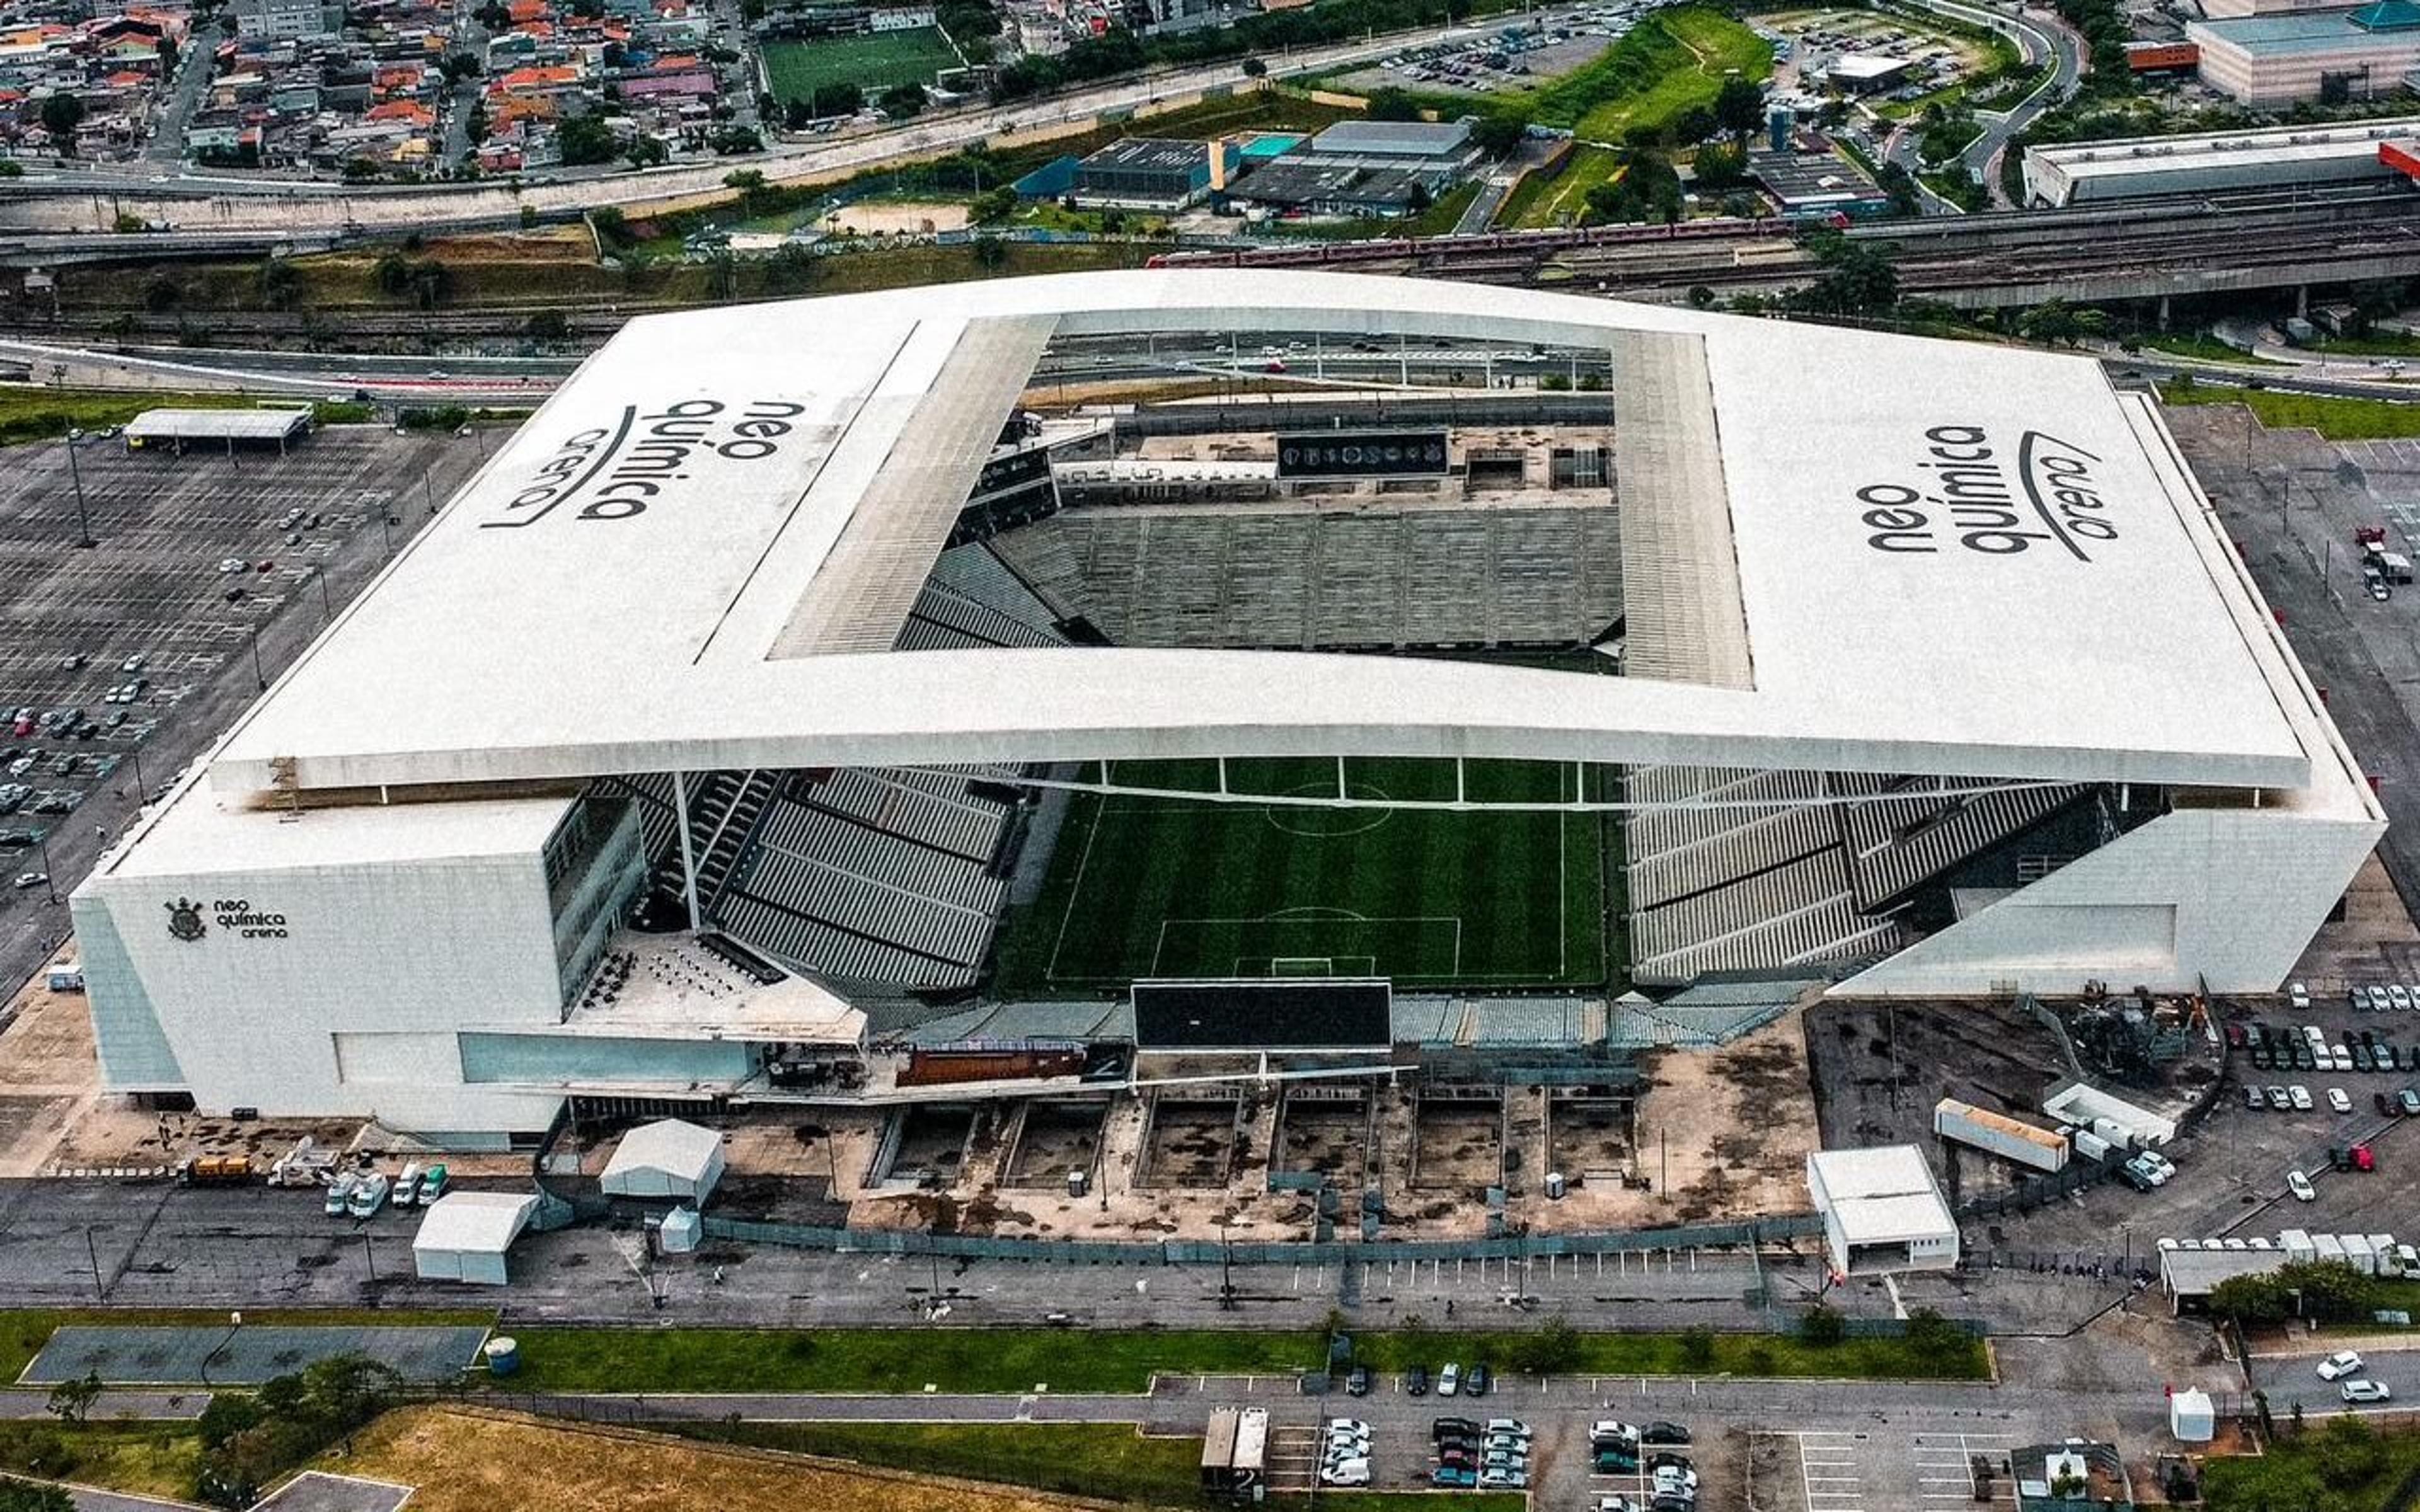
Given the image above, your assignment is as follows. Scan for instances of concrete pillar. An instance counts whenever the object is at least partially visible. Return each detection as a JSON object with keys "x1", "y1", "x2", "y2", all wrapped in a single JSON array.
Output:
[
  {"x1": 2157, "y1": 295, "x2": 2171, "y2": 331},
  {"x1": 2296, "y1": 284, "x2": 2310, "y2": 319}
]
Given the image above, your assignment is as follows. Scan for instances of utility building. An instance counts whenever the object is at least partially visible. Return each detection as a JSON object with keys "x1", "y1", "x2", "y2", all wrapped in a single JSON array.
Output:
[{"x1": 1806, "y1": 1145, "x2": 1960, "y2": 1276}]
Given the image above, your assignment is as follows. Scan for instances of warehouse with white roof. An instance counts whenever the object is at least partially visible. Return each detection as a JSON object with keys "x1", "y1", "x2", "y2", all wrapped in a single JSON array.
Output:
[{"x1": 66, "y1": 270, "x2": 2383, "y2": 1142}]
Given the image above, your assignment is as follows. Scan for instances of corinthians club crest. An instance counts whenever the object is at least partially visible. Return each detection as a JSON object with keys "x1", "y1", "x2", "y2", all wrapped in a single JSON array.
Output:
[{"x1": 165, "y1": 897, "x2": 206, "y2": 943}]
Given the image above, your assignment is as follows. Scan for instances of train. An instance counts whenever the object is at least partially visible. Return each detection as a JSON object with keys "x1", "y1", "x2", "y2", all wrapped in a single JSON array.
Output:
[{"x1": 1143, "y1": 215, "x2": 1816, "y2": 272}]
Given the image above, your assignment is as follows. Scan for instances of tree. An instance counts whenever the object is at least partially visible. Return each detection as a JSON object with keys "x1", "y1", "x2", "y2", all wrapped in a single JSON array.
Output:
[
  {"x1": 972, "y1": 233, "x2": 1008, "y2": 270},
  {"x1": 809, "y1": 81, "x2": 863, "y2": 118},
  {"x1": 0, "y1": 1479, "x2": 74, "y2": 1512},
  {"x1": 374, "y1": 249, "x2": 415, "y2": 295},
  {"x1": 591, "y1": 205, "x2": 628, "y2": 245},
  {"x1": 157, "y1": 36, "x2": 180, "y2": 76},
  {"x1": 1240, "y1": 55, "x2": 1266, "y2": 77},
  {"x1": 257, "y1": 257, "x2": 301, "y2": 311},
  {"x1": 711, "y1": 125, "x2": 763, "y2": 154},
  {"x1": 2348, "y1": 278, "x2": 2406, "y2": 335},
  {"x1": 1798, "y1": 1304, "x2": 1846, "y2": 1348},
  {"x1": 879, "y1": 81, "x2": 929, "y2": 118},
  {"x1": 1366, "y1": 88, "x2": 1423, "y2": 122},
  {"x1": 557, "y1": 113, "x2": 618, "y2": 166},
  {"x1": 1678, "y1": 1326, "x2": 1715, "y2": 1369},
  {"x1": 524, "y1": 309, "x2": 570, "y2": 339},
  {"x1": 626, "y1": 134, "x2": 667, "y2": 168},
  {"x1": 1405, "y1": 179, "x2": 1431, "y2": 214},
  {"x1": 1714, "y1": 74, "x2": 1765, "y2": 142},
  {"x1": 1470, "y1": 109, "x2": 1526, "y2": 156},
  {"x1": 969, "y1": 185, "x2": 1018, "y2": 223},
  {"x1": 40, "y1": 91, "x2": 85, "y2": 149},
  {"x1": 1510, "y1": 1315, "x2": 1582, "y2": 1376},
  {"x1": 1787, "y1": 230, "x2": 1898, "y2": 317},
  {"x1": 45, "y1": 1372, "x2": 101, "y2": 1426},
  {"x1": 1691, "y1": 141, "x2": 1747, "y2": 190},
  {"x1": 1688, "y1": 284, "x2": 1715, "y2": 309}
]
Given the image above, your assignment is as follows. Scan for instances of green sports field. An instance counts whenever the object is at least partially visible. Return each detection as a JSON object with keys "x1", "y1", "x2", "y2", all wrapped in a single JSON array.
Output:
[
  {"x1": 761, "y1": 27, "x2": 959, "y2": 102},
  {"x1": 994, "y1": 757, "x2": 1617, "y2": 993}
]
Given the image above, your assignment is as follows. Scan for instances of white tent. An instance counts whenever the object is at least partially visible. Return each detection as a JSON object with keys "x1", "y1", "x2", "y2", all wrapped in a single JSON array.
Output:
[
  {"x1": 2169, "y1": 1388, "x2": 2216, "y2": 1443},
  {"x1": 601, "y1": 1118, "x2": 727, "y2": 1202},
  {"x1": 412, "y1": 1191, "x2": 539, "y2": 1285}
]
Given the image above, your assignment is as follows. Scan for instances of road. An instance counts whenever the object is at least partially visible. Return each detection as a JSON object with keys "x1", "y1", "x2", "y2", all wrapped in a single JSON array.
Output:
[{"x1": 1875, "y1": 0, "x2": 2081, "y2": 212}]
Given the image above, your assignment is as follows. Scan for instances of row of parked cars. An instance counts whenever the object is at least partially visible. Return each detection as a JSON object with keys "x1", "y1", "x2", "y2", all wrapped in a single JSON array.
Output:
[
  {"x1": 1398, "y1": 1360, "x2": 1495, "y2": 1397},
  {"x1": 2317, "y1": 1350, "x2": 2394, "y2": 1404},
  {"x1": 1592, "y1": 1418, "x2": 1698, "y2": 1511},
  {"x1": 2236, "y1": 1021, "x2": 2417, "y2": 1075},
  {"x1": 323, "y1": 1161, "x2": 447, "y2": 1218},
  {"x1": 1428, "y1": 1417, "x2": 1532, "y2": 1491}
]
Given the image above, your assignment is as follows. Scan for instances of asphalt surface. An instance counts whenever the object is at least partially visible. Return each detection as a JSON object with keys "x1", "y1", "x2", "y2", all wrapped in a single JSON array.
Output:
[{"x1": 0, "y1": 428, "x2": 487, "y2": 1009}]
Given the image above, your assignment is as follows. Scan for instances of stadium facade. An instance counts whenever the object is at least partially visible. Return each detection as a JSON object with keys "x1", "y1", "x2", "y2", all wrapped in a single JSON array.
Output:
[{"x1": 70, "y1": 272, "x2": 2381, "y2": 1140}]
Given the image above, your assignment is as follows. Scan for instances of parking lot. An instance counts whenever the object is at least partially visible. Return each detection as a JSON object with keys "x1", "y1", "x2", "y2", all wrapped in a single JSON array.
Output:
[{"x1": 0, "y1": 422, "x2": 487, "y2": 1000}]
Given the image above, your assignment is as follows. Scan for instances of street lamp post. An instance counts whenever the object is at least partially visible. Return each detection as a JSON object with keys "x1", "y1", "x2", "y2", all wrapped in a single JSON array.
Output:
[
  {"x1": 248, "y1": 621, "x2": 267, "y2": 692},
  {"x1": 64, "y1": 428, "x2": 95, "y2": 549},
  {"x1": 37, "y1": 832, "x2": 58, "y2": 905}
]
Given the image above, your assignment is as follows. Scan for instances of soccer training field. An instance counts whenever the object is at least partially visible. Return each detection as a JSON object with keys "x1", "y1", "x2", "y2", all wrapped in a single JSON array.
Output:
[
  {"x1": 761, "y1": 28, "x2": 960, "y2": 102},
  {"x1": 994, "y1": 757, "x2": 1616, "y2": 993}
]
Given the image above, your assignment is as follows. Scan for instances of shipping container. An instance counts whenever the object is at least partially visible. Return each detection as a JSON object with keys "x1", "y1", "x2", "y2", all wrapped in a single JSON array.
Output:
[{"x1": 1933, "y1": 1097, "x2": 2069, "y2": 1172}]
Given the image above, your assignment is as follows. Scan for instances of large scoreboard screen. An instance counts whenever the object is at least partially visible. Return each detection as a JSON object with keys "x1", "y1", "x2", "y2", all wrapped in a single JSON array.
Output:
[
  {"x1": 1276, "y1": 430, "x2": 1450, "y2": 479},
  {"x1": 1132, "y1": 979, "x2": 1393, "y2": 1051}
]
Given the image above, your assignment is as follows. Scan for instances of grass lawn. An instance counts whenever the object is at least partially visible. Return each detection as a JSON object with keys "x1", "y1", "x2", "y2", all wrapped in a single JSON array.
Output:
[
  {"x1": 1499, "y1": 142, "x2": 1625, "y2": 229},
  {"x1": 503, "y1": 1327, "x2": 1327, "y2": 1395},
  {"x1": 1552, "y1": 8, "x2": 1772, "y2": 142},
  {"x1": 678, "y1": 1421, "x2": 1528, "y2": 1510},
  {"x1": 761, "y1": 28, "x2": 959, "y2": 102},
  {"x1": 0, "y1": 1420, "x2": 204, "y2": 1499},
  {"x1": 1347, "y1": 1326, "x2": 1990, "y2": 1381},
  {"x1": 2136, "y1": 332, "x2": 2285, "y2": 367},
  {"x1": 2158, "y1": 381, "x2": 2420, "y2": 440},
  {"x1": 2307, "y1": 329, "x2": 2420, "y2": 357},
  {"x1": 0, "y1": 387, "x2": 368, "y2": 446},
  {"x1": 2203, "y1": 1413, "x2": 2420, "y2": 1511},
  {"x1": 992, "y1": 756, "x2": 1612, "y2": 994},
  {"x1": 501, "y1": 1322, "x2": 1985, "y2": 1395}
]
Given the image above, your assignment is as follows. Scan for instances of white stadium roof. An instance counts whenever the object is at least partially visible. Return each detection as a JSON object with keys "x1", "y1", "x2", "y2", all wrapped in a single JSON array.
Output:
[{"x1": 192, "y1": 271, "x2": 2320, "y2": 801}]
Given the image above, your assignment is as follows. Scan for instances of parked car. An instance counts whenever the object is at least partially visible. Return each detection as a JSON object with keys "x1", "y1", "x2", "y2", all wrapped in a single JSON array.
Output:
[
  {"x1": 1406, "y1": 1365, "x2": 1430, "y2": 1397},
  {"x1": 347, "y1": 1173, "x2": 391, "y2": 1218},
  {"x1": 1346, "y1": 1366, "x2": 1371, "y2": 1397},
  {"x1": 2330, "y1": 1087, "x2": 2353, "y2": 1113},
  {"x1": 1322, "y1": 1460, "x2": 1371, "y2": 1486},
  {"x1": 2290, "y1": 1085, "x2": 2314, "y2": 1111},
  {"x1": 2342, "y1": 1379, "x2": 2393, "y2": 1404},
  {"x1": 323, "y1": 1174, "x2": 355, "y2": 1216},
  {"x1": 1431, "y1": 1418, "x2": 1478, "y2": 1441},
  {"x1": 2287, "y1": 1169, "x2": 2317, "y2": 1202},
  {"x1": 2290, "y1": 982, "x2": 2311, "y2": 1009},
  {"x1": 1465, "y1": 1362, "x2": 1492, "y2": 1398},
  {"x1": 2403, "y1": 1089, "x2": 2420, "y2": 1116},
  {"x1": 1431, "y1": 1467, "x2": 1477, "y2": 1489},
  {"x1": 1437, "y1": 1363, "x2": 1460, "y2": 1397}
]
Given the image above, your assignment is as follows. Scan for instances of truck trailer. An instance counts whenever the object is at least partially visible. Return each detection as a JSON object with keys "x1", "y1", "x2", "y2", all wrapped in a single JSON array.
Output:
[{"x1": 1933, "y1": 1098, "x2": 2070, "y2": 1173}]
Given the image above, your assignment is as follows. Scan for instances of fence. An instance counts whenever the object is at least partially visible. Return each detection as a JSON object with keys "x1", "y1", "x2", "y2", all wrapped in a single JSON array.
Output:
[{"x1": 701, "y1": 1212, "x2": 1824, "y2": 1266}]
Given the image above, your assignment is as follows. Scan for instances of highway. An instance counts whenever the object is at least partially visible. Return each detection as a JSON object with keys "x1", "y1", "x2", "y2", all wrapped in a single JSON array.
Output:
[{"x1": 1877, "y1": 0, "x2": 2083, "y2": 212}]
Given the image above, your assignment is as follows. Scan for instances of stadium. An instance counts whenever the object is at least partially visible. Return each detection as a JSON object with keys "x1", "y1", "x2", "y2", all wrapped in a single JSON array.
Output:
[{"x1": 70, "y1": 271, "x2": 2382, "y2": 1142}]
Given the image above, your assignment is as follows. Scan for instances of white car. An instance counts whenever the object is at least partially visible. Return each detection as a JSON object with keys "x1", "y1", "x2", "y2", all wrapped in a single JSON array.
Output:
[
  {"x1": 2290, "y1": 1085, "x2": 2314, "y2": 1111},
  {"x1": 1478, "y1": 1469, "x2": 1530, "y2": 1489},
  {"x1": 2142, "y1": 1152, "x2": 2177, "y2": 1181},
  {"x1": 1591, "y1": 1421, "x2": 1639, "y2": 1443},
  {"x1": 1653, "y1": 1465, "x2": 1701, "y2": 1496},
  {"x1": 2332, "y1": 1046, "x2": 2355, "y2": 1073},
  {"x1": 2394, "y1": 984, "x2": 2414, "y2": 1011},
  {"x1": 217, "y1": 558, "x2": 247, "y2": 575},
  {"x1": 1321, "y1": 1460, "x2": 1370, "y2": 1486},
  {"x1": 2290, "y1": 981, "x2": 2311, "y2": 1010},
  {"x1": 2288, "y1": 1169, "x2": 2317, "y2": 1202},
  {"x1": 1598, "y1": 1500, "x2": 1642, "y2": 1512},
  {"x1": 1437, "y1": 1363, "x2": 1460, "y2": 1397},
  {"x1": 2342, "y1": 1379, "x2": 2393, "y2": 1404},
  {"x1": 1325, "y1": 1418, "x2": 1368, "y2": 1436},
  {"x1": 2329, "y1": 1087, "x2": 2353, "y2": 1113},
  {"x1": 2318, "y1": 1349, "x2": 2365, "y2": 1381},
  {"x1": 1485, "y1": 1419, "x2": 1531, "y2": 1438}
]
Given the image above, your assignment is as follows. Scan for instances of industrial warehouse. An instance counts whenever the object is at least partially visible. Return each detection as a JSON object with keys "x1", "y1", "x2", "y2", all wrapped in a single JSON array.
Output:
[{"x1": 67, "y1": 270, "x2": 2381, "y2": 1144}]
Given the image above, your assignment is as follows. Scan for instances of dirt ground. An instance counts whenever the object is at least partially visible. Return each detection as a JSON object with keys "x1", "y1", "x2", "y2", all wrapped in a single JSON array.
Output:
[
  {"x1": 1623, "y1": 1010, "x2": 1823, "y2": 1226},
  {"x1": 829, "y1": 202, "x2": 971, "y2": 235},
  {"x1": 1412, "y1": 1097, "x2": 1503, "y2": 1193},
  {"x1": 331, "y1": 1406, "x2": 1103, "y2": 1512},
  {"x1": 1272, "y1": 1091, "x2": 1368, "y2": 1187},
  {"x1": 1546, "y1": 1096, "x2": 1631, "y2": 1182},
  {"x1": 1141, "y1": 1096, "x2": 1239, "y2": 1188},
  {"x1": 1004, "y1": 1099, "x2": 1107, "y2": 1188}
]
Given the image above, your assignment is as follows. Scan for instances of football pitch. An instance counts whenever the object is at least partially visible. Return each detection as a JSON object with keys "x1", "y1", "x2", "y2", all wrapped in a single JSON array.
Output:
[
  {"x1": 761, "y1": 28, "x2": 959, "y2": 101},
  {"x1": 994, "y1": 757, "x2": 1617, "y2": 992}
]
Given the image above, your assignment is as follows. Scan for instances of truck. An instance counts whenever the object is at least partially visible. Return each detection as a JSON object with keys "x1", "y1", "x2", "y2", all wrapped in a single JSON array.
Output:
[
  {"x1": 2315, "y1": 1232, "x2": 2348, "y2": 1266},
  {"x1": 2370, "y1": 1234, "x2": 2401, "y2": 1276},
  {"x1": 2382, "y1": 551, "x2": 2416, "y2": 585},
  {"x1": 177, "y1": 1154, "x2": 253, "y2": 1187},
  {"x1": 1933, "y1": 1097, "x2": 2069, "y2": 1172},
  {"x1": 2342, "y1": 1234, "x2": 2379, "y2": 1276},
  {"x1": 2282, "y1": 1228, "x2": 2317, "y2": 1264}
]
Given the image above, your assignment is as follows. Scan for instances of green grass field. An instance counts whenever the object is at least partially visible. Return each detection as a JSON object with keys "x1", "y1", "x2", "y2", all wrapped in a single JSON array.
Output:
[
  {"x1": 2159, "y1": 380, "x2": 2420, "y2": 440},
  {"x1": 761, "y1": 28, "x2": 959, "y2": 102},
  {"x1": 1499, "y1": 142, "x2": 1626, "y2": 229},
  {"x1": 993, "y1": 755, "x2": 1613, "y2": 994},
  {"x1": 1515, "y1": 7, "x2": 1770, "y2": 142}
]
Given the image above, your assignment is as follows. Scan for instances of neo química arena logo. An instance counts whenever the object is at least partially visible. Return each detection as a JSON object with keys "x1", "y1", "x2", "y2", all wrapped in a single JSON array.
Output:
[{"x1": 1855, "y1": 427, "x2": 2116, "y2": 560}]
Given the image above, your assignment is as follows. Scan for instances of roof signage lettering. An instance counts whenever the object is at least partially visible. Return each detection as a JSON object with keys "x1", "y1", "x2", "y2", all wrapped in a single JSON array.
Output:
[
  {"x1": 1857, "y1": 425, "x2": 2116, "y2": 560},
  {"x1": 485, "y1": 398, "x2": 810, "y2": 529}
]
